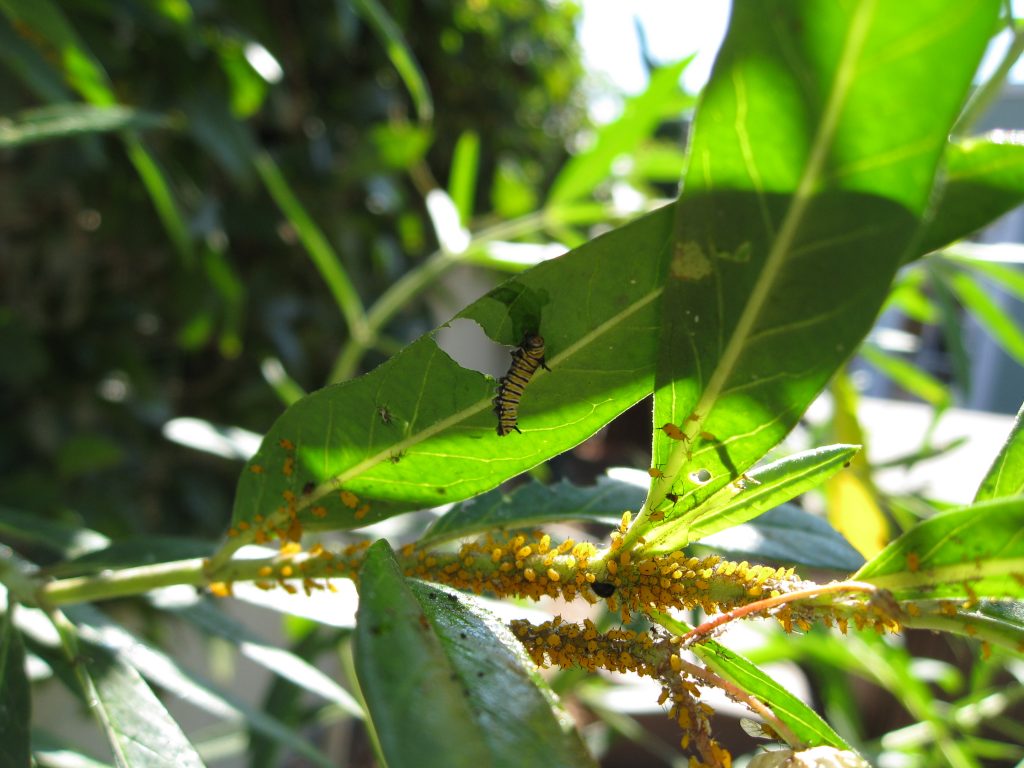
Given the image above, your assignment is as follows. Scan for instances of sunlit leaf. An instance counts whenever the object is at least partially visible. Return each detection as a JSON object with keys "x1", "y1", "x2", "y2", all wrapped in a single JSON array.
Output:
[
  {"x1": 859, "y1": 344, "x2": 951, "y2": 408},
  {"x1": 935, "y1": 261, "x2": 1024, "y2": 366},
  {"x1": 975, "y1": 402, "x2": 1024, "y2": 502},
  {"x1": 643, "y1": 445, "x2": 859, "y2": 553},
  {"x1": 920, "y1": 135, "x2": 1024, "y2": 255},
  {"x1": 548, "y1": 58, "x2": 693, "y2": 205},
  {"x1": 647, "y1": 1, "x2": 998, "y2": 534},
  {"x1": 64, "y1": 605, "x2": 335, "y2": 767},
  {"x1": 57, "y1": 627, "x2": 204, "y2": 768},
  {"x1": 854, "y1": 497, "x2": 1024, "y2": 600},
  {"x1": 230, "y1": 204, "x2": 675, "y2": 531},
  {"x1": 653, "y1": 611, "x2": 850, "y2": 750}
]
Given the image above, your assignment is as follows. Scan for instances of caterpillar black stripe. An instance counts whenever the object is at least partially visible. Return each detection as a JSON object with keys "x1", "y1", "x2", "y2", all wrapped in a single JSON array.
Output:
[{"x1": 493, "y1": 333, "x2": 548, "y2": 436}]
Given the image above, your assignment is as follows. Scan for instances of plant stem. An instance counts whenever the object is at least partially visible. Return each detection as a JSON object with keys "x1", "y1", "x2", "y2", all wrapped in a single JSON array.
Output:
[
  {"x1": 38, "y1": 558, "x2": 210, "y2": 606},
  {"x1": 953, "y1": 19, "x2": 1024, "y2": 137},
  {"x1": 254, "y1": 151, "x2": 370, "y2": 345}
]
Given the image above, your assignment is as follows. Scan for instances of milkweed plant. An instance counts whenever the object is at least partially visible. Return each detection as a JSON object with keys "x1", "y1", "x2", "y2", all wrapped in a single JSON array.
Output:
[{"x1": 4, "y1": 2, "x2": 1024, "y2": 767}]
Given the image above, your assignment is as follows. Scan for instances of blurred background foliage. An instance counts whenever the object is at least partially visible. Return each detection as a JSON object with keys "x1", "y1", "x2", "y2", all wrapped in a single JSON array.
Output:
[
  {"x1": 4, "y1": 2, "x2": 1024, "y2": 767},
  {"x1": 0, "y1": 0, "x2": 594, "y2": 544}
]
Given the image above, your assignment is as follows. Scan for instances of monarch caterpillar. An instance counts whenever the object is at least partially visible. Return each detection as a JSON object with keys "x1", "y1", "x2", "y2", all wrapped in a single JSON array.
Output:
[{"x1": 493, "y1": 333, "x2": 549, "y2": 436}]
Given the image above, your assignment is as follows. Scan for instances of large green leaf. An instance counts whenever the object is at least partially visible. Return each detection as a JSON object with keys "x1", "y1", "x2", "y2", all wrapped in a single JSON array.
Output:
[
  {"x1": 353, "y1": 540, "x2": 594, "y2": 768},
  {"x1": 229, "y1": 204, "x2": 675, "y2": 530},
  {"x1": 0, "y1": 606, "x2": 31, "y2": 768},
  {"x1": 975, "y1": 402, "x2": 1024, "y2": 502},
  {"x1": 854, "y1": 497, "x2": 1024, "y2": 599},
  {"x1": 644, "y1": 1, "x2": 999, "y2": 531},
  {"x1": 652, "y1": 611, "x2": 850, "y2": 751},
  {"x1": 920, "y1": 136, "x2": 1024, "y2": 255}
]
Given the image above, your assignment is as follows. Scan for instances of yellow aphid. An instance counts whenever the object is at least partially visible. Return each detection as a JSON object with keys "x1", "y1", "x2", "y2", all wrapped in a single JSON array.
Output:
[
  {"x1": 249, "y1": 464, "x2": 264, "y2": 474},
  {"x1": 660, "y1": 423, "x2": 686, "y2": 441},
  {"x1": 340, "y1": 490, "x2": 359, "y2": 508},
  {"x1": 209, "y1": 582, "x2": 233, "y2": 597},
  {"x1": 278, "y1": 438, "x2": 295, "y2": 451},
  {"x1": 648, "y1": 467, "x2": 664, "y2": 478},
  {"x1": 907, "y1": 552, "x2": 920, "y2": 573}
]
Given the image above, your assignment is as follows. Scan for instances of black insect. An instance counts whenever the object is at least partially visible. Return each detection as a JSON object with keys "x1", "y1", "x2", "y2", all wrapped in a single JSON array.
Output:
[
  {"x1": 592, "y1": 581, "x2": 616, "y2": 598},
  {"x1": 377, "y1": 405, "x2": 393, "y2": 425},
  {"x1": 493, "y1": 333, "x2": 549, "y2": 436}
]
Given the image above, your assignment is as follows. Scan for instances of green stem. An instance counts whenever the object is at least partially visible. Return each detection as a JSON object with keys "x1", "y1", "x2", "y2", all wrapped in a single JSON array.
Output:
[
  {"x1": 254, "y1": 151, "x2": 370, "y2": 344},
  {"x1": 953, "y1": 20, "x2": 1024, "y2": 137},
  {"x1": 39, "y1": 558, "x2": 210, "y2": 606}
]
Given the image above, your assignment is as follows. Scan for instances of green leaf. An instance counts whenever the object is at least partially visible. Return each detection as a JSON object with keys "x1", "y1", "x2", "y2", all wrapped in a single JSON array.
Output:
[
  {"x1": 171, "y1": 599, "x2": 362, "y2": 718},
  {"x1": 64, "y1": 605, "x2": 336, "y2": 767},
  {"x1": 31, "y1": 730, "x2": 113, "y2": 768},
  {"x1": 0, "y1": 506, "x2": 109, "y2": 559},
  {"x1": 648, "y1": 1, "x2": 999, "y2": 526},
  {"x1": 859, "y1": 343, "x2": 951, "y2": 408},
  {"x1": 698, "y1": 504, "x2": 865, "y2": 572},
  {"x1": 936, "y1": 261, "x2": 1024, "y2": 366},
  {"x1": 0, "y1": 104, "x2": 173, "y2": 148},
  {"x1": 354, "y1": 540, "x2": 594, "y2": 768},
  {"x1": 548, "y1": 57, "x2": 693, "y2": 205},
  {"x1": 448, "y1": 130, "x2": 480, "y2": 224},
  {"x1": 644, "y1": 445, "x2": 860, "y2": 552},
  {"x1": 230, "y1": 204, "x2": 675, "y2": 530},
  {"x1": 0, "y1": 606, "x2": 31, "y2": 768},
  {"x1": 920, "y1": 136, "x2": 1024, "y2": 255},
  {"x1": 652, "y1": 611, "x2": 850, "y2": 750},
  {"x1": 420, "y1": 477, "x2": 643, "y2": 547},
  {"x1": 63, "y1": 634, "x2": 204, "y2": 768},
  {"x1": 854, "y1": 497, "x2": 1024, "y2": 599},
  {"x1": 975, "y1": 402, "x2": 1024, "y2": 502},
  {"x1": 350, "y1": 0, "x2": 433, "y2": 124}
]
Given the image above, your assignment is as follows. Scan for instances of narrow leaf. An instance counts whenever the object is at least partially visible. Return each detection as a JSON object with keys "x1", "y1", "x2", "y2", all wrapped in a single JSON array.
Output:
[
  {"x1": 0, "y1": 606, "x2": 31, "y2": 768},
  {"x1": 0, "y1": 506, "x2": 109, "y2": 559},
  {"x1": 854, "y1": 497, "x2": 1024, "y2": 599},
  {"x1": 920, "y1": 135, "x2": 1024, "y2": 255},
  {"x1": 644, "y1": 445, "x2": 860, "y2": 552},
  {"x1": 448, "y1": 130, "x2": 480, "y2": 224},
  {"x1": 421, "y1": 477, "x2": 643, "y2": 547},
  {"x1": 350, "y1": 0, "x2": 433, "y2": 123},
  {"x1": 859, "y1": 344, "x2": 951, "y2": 408},
  {"x1": 354, "y1": 540, "x2": 594, "y2": 768},
  {"x1": 975, "y1": 401, "x2": 1024, "y2": 501},
  {"x1": 937, "y1": 262, "x2": 1024, "y2": 365},
  {"x1": 0, "y1": 104, "x2": 173, "y2": 148},
  {"x1": 172, "y1": 598, "x2": 362, "y2": 717},
  {"x1": 548, "y1": 58, "x2": 693, "y2": 205},
  {"x1": 65, "y1": 605, "x2": 336, "y2": 767},
  {"x1": 652, "y1": 611, "x2": 850, "y2": 750},
  {"x1": 62, "y1": 632, "x2": 204, "y2": 768}
]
